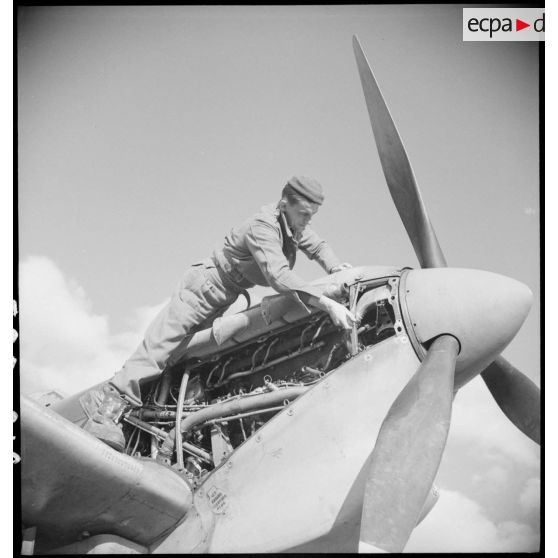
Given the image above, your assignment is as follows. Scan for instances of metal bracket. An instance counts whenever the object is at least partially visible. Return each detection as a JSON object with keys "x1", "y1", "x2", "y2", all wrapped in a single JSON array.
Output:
[
  {"x1": 348, "y1": 283, "x2": 361, "y2": 355},
  {"x1": 387, "y1": 276, "x2": 406, "y2": 338}
]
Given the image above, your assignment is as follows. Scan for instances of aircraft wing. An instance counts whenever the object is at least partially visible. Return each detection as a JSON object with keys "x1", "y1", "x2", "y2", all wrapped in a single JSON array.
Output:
[{"x1": 20, "y1": 395, "x2": 193, "y2": 553}]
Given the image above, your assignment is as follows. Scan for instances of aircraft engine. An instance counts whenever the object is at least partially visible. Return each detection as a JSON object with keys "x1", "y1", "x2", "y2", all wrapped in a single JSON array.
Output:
[{"x1": 117, "y1": 273, "x2": 401, "y2": 486}]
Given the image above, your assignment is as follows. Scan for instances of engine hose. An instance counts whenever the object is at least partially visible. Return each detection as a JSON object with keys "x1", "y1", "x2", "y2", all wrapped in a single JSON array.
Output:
[
  {"x1": 157, "y1": 385, "x2": 309, "y2": 463},
  {"x1": 216, "y1": 341, "x2": 326, "y2": 387},
  {"x1": 175, "y1": 369, "x2": 190, "y2": 469},
  {"x1": 124, "y1": 415, "x2": 213, "y2": 464},
  {"x1": 354, "y1": 286, "x2": 391, "y2": 323},
  {"x1": 206, "y1": 322, "x2": 336, "y2": 386}
]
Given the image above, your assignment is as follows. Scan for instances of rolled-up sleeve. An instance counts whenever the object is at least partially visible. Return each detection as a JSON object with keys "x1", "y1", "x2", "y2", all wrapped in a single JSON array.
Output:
[
  {"x1": 298, "y1": 227, "x2": 341, "y2": 273},
  {"x1": 244, "y1": 219, "x2": 311, "y2": 293}
]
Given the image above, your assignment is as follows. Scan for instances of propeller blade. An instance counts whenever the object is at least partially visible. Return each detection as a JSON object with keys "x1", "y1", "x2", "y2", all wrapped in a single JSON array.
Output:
[
  {"x1": 481, "y1": 355, "x2": 540, "y2": 444},
  {"x1": 359, "y1": 335, "x2": 459, "y2": 553},
  {"x1": 352, "y1": 35, "x2": 447, "y2": 269},
  {"x1": 353, "y1": 36, "x2": 538, "y2": 450}
]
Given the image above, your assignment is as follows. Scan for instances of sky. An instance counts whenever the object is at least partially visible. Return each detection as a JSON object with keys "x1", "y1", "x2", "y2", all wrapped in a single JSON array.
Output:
[{"x1": 16, "y1": 5, "x2": 540, "y2": 553}]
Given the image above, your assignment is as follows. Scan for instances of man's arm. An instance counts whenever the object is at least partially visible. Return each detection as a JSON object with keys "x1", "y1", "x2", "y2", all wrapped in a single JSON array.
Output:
[
  {"x1": 245, "y1": 220, "x2": 355, "y2": 329},
  {"x1": 244, "y1": 219, "x2": 316, "y2": 294}
]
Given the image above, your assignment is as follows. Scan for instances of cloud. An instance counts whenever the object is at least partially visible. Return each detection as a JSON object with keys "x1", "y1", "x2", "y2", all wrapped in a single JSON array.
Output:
[
  {"x1": 18, "y1": 256, "x2": 163, "y2": 397},
  {"x1": 433, "y1": 377, "x2": 540, "y2": 539},
  {"x1": 17, "y1": 257, "x2": 273, "y2": 398},
  {"x1": 448, "y1": 377, "x2": 540, "y2": 468},
  {"x1": 471, "y1": 465, "x2": 509, "y2": 492},
  {"x1": 406, "y1": 489, "x2": 539, "y2": 553},
  {"x1": 519, "y1": 478, "x2": 540, "y2": 515},
  {"x1": 111, "y1": 299, "x2": 169, "y2": 358}
]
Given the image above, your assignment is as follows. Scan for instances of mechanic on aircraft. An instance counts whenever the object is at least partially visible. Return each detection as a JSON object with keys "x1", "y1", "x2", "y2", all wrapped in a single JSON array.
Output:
[{"x1": 81, "y1": 176, "x2": 356, "y2": 451}]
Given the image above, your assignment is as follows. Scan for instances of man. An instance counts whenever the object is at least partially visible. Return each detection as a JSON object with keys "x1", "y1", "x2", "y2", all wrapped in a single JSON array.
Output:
[{"x1": 82, "y1": 176, "x2": 355, "y2": 451}]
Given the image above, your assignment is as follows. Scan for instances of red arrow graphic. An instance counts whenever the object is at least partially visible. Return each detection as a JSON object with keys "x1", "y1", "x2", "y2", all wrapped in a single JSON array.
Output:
[{"x1": 516, "y1": 19, "x2": 530, "y2": 31}]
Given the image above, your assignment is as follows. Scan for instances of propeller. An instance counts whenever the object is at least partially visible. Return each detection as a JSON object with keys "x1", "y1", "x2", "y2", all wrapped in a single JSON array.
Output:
[
  {"x1": 359, "y1": 335, "x2": 459, "y2": 553},
  {"x1": 352, "y1": 34, "x2": 540, "y2": 549},
  {"x1": 481, "y1": 355, "x2": 540, "y2": 444},
  {"x1": 352, "y1": 35, "x2": 446, "y2": 269}
]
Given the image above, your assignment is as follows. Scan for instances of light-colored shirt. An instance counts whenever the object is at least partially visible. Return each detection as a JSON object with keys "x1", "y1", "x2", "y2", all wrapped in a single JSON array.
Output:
[{"x1": 212, "y1": 203, "x2": 341, "y2": 297}]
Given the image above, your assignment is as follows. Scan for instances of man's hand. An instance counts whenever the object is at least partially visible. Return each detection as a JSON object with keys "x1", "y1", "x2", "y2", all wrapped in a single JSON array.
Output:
[
  {"x1": 318, "y1": 295, "x2": 356, "y2": 330},
  {"x1": 330, "y1": 263, "x2": 353, "y2": 274}
]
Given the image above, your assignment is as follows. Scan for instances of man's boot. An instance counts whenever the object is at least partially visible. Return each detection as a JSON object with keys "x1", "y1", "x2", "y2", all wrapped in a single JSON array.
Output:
[{"x1": 79, "y1": 383, "x2": 128, "y2": 452}]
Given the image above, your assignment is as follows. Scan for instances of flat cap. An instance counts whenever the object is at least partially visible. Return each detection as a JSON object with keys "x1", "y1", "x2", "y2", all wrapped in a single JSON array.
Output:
[{"x1": 286, "y1": 176, "x2": 325, "y2": 205}]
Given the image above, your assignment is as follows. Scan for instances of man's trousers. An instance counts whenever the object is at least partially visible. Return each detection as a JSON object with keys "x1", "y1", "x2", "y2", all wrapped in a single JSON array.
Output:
[{"x1": 110, "y1": 260, "x2": 242, "y2": 406}]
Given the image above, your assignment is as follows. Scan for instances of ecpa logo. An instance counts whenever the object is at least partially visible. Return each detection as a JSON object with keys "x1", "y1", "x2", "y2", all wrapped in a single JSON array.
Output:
[{"x1": 463, "y1": 8, "x2": 544, "y2": 41}]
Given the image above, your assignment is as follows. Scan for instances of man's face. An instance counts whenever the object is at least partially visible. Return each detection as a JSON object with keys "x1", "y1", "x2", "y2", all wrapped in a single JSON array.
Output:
[{"x1": 282, "y1": 198, "x2": 320, "y2": 234}]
